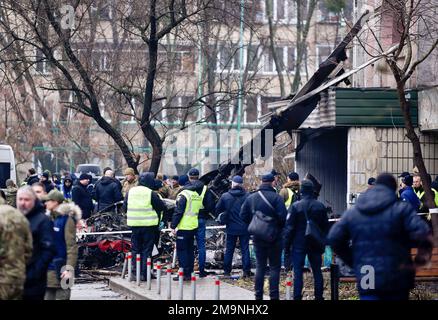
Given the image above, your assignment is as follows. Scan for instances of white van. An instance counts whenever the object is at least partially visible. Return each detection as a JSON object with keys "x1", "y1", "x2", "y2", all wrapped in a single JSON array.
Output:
[{"x1": 0, "y1": 144, "x2": 17, "y2": 188}]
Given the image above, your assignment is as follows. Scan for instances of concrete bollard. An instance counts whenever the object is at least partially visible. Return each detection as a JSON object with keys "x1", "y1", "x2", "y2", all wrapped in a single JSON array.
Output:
[
  {"x1": 121, "y1": 253, "x2": 128, "y2": 279},
  {"x1": 156, "y1": 261, "x2": 162, "y2": 295},
  {"x1": 214, "y1": 276, "x2": 220, "y2": 300},
  {"x1": 191, "y1": 272, "x2": 196, "y2": 300},
  {"x1": 166, "y1": 266, "x2": 172, "y2": 300},
  {"x1": 178, "y1": 268, "x2": 184, "y2": 300},
  {"x1": 146, "y1": 257, "x2": 152, "y2": 290},
  {"x1": 136, "y1": 254, "x2": 141, "y2": 286},
  {"x1": 285, "y1": 276, "x2": 292, "y2": 300},
  {"x1": 127, "y1": 252, "x2": 132, "y2": 282}
]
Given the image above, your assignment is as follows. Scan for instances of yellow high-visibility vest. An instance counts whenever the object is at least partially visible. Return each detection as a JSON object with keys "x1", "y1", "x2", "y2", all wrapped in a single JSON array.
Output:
[
  {"x1": 177, "y1": 187, "x2": 207, "y2": 231},
  {"x1": 127, "y1": 186, "x2": 159, "y2": 227}
]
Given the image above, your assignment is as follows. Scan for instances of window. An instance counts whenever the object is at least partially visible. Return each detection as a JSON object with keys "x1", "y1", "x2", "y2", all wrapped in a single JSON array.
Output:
[
  {"x1": 317, "y1": 1, "x2": 341, "y2": 23},
  {"x1": 93, "y1": 0, "x2": 113, "y2": 21},
  {"x1": 254, "y1": 0, "x2": 302, "y2": 24},
  {"x1": 316, "y1": 45, "x2": 333, "y2": 67},
  {"x1": 261, "y1": 96, "x2": 279, "y2": 116},
  {"x1": 151, "y1": 100, "x2": 164, "y2": 122},
  {"x1": 261, "y1": 46, "x2": 295, "y2": 73},
  {"x1": 247, "y1": 45, "x2": 260, "y2": 72},
  {"x1": 181, "y1": 96, "x2": 197, "y2": 123},
  {"x1": 174, "y1": 51, "x2": 195, "y2": 73},
  {"x1": 245, "y1": 95, "x2": 259, "y2": 123},
  {"x1": 35, "y1": 48, "x2": 51, "y2": 74},
  {"x1": 217, "y1": 44, "x2": 240, "y2": 72},
  {"x1": 91, "y1": 51, "x2": 111, "y2": 71}
]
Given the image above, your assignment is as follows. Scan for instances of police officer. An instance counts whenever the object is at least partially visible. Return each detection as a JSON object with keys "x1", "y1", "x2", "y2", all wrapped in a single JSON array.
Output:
[
  {"x1": 240, "y1": 172, "x2": 288, "y2": 300},
  {"x1": 123, "y1": 173, "x2": 165, "y2": 281},
  {"x1": 171, "y1": 168, "x2": 214, "y2": 280},
  {"x1": 279, "y1": 172, "x2": 300, "y2": 272}
]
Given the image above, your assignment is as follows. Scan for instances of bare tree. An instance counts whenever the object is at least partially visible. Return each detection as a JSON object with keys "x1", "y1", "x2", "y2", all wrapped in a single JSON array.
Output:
[{"x1": 361, "y1": 0, "x2": 438, "y2": 242}]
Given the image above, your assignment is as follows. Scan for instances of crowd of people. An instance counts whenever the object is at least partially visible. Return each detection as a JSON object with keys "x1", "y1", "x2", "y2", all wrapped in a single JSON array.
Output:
[{"x1": 0, "y1": 165, "x2": 437, "y2": 301}]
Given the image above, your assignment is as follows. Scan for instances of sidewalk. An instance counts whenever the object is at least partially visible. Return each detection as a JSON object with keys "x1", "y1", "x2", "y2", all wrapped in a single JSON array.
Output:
[{"x1": 109, "y1": 275, "x2": 268, "y2": 300}]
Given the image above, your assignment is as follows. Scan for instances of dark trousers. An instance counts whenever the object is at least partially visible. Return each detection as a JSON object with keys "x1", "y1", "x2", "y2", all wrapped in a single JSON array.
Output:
[
  {"x1": 292, "y1": 248, "x2": 324, "y2": 300},
  {"x1": 131, "y1": 226, "x2": 159, "y2": 277},
  {"x1": 195, "y1": 218, "x2": 206, "y2": 273},
  {"x1": 254, "y1": 240, "x2": 282, "y2": 300},
  {"x1": 224, "y1": 234, "x2": 251, "y2": 274},
  {"x1": 176, "y1": 229, "x2": 197, "y2": 278}
]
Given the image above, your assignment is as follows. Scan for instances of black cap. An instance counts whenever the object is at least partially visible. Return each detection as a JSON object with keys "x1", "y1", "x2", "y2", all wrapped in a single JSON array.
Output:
[
  {"x1": 79, "y1": 173, "x2": 90, "y2": 181},
  {"x1": 367, "y1": 177, "x2": 376, "y2": 186},
  {"x1": 271, "y1": 169, "x2": 280, "y2": 176},
  {"x1": 398, "y1": 171, "x2": 410, "y2": 178},
  {"x1": 188, "y1": 168, "x2": 200, "y2": 177},
  {"x1": 300, "y1": 179, "x2": 314, "y2": 195},
  {"x1": 403, "y1": 175, "x2": 413, "y2": 186},
  {"x1": 262, "y1": 173, "x2": 275, "y2": 182},
  {"x1": 288, "y1": 172, "x2": 299, "y2": 181},
  {"x1": 376, "y1": 173, "x2": 397, "y2": 191}
]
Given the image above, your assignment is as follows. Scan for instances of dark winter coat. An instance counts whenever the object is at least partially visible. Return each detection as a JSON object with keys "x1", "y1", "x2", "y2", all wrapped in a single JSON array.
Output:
[
  {"x1": 327, "y1": 185, "x2": 432, "y2": 294},
  {"x1": 24, "y1": 201, "x2": 56, "y2": 297},
  {"x1": 240, "y1": 183, "x2": 288, "y2": 245},
  {"x1": 26, "y1": 174, "x2": 40, "y2": 186},
  {"x1": 215, "y1": 186, "x2": 250, "y2": 235},
  {"x1": 93, "y1": 176, "x2": 123, "y2": 212},
  {"x1": 72, "y1": 183, "x2": 94, "y2": 219},
  {"x1": 42, "y1": 180, "x2": 55, "y2": 193},
  {"x1": 283, "y1": 193, "x2": 329, "y2": 253}
]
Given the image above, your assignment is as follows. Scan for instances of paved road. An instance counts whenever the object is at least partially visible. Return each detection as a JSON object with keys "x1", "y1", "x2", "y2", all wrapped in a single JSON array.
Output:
[{"x1": 71, "y1": 282, "x2": 127, "y2": 300}]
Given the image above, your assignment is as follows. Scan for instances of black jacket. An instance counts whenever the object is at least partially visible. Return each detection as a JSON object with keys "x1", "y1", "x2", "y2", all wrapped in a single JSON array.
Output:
[
  {"x1": 328, "y1": 185, "x2": 432, "y2": 294},
  {"x1": 284, "y1": 193, "x2": 329, "y2": 253},
  {"x1": 240, "y1": 183, "x2": 288, "y2": 244},
  {"x1": 93, "y1": 177, "x2": 123, "y2": 212},
  {"x1": 42, "y1": 180, "x2": 55, "y2": 193},
  {"x1": 24, "y1": 201, "x2": 56, "y2": 297},
  {"x1": 215, "y1": 187, "x2": 250, "y2": 235},
  {"x1": 27, "y1": 174, "x2": 39, "y2": 186},
  {"x1": 72, "y1": 183, "x2": 94, "y2": 219},
  {"x1": 171, "y1": 180, "x2": 215, "y2": 229}
]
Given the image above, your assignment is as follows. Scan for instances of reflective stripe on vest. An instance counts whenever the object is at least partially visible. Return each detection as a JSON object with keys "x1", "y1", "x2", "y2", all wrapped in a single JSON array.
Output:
[
  {"x1": 415, "y1": 190, "x2": 425, "y2": 200},
  {"x1": 433, "y1": 188, "x2": 438, "y2": 207},
  {"x1": 285, "y1": 188, "x2": 294, "y2": 207},
  {"x1": 127, "y1": 186, "x2": 159, "y2": 227},
  {"x1": 177, "y1": 188, "x2": 206, "y2": 230}
]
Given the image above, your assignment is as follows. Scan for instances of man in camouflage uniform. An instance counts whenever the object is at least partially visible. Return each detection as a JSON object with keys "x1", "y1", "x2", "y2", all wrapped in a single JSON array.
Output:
[
  {"x1": 5, "y1": 179, "x2": 18, "y2": 208},
  {"x1": 0, "y1": 197, "x2": 33, "y2": 300},
  {"x1": 121, "y1": 168, "x2": 138, "y2": 198}
]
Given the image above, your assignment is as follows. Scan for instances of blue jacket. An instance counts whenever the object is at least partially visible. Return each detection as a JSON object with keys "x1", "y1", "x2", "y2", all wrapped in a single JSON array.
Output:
[
  {"x1": 283, "y1": 193, "x2": 329, "y2": 253},
  {"x1": 240, "y1": 183, "x2": 287, "y2": 244},
  {"x1": 215, "y1": 186, "x2": 249, "y2": 235},
  {"x1": 400, "y1": 186, "x2": 420, "y2": 211},
  {"x1": 171, "y1": 180, "x2": 215, "y2": 229},
  {"x1": 328, "y1": 185, "x2": 432, "y2": 294},
  {"x1": 24, "y1": 201, "x2": 56, "y2": 297}
]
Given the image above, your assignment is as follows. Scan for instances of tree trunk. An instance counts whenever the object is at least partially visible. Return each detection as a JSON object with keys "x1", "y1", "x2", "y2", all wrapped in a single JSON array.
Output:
[{"x1": 396, "y1": 83, "x2": 438, "y2": 245}]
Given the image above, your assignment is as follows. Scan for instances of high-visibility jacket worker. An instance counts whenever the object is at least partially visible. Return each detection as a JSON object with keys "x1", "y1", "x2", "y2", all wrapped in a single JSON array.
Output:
[
  {"x1": 123, "y1": 172, "x2": 165, "y2": 281},
  {"x1": 170, "y1": 168, "x2": 214, "y2": 281}
]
